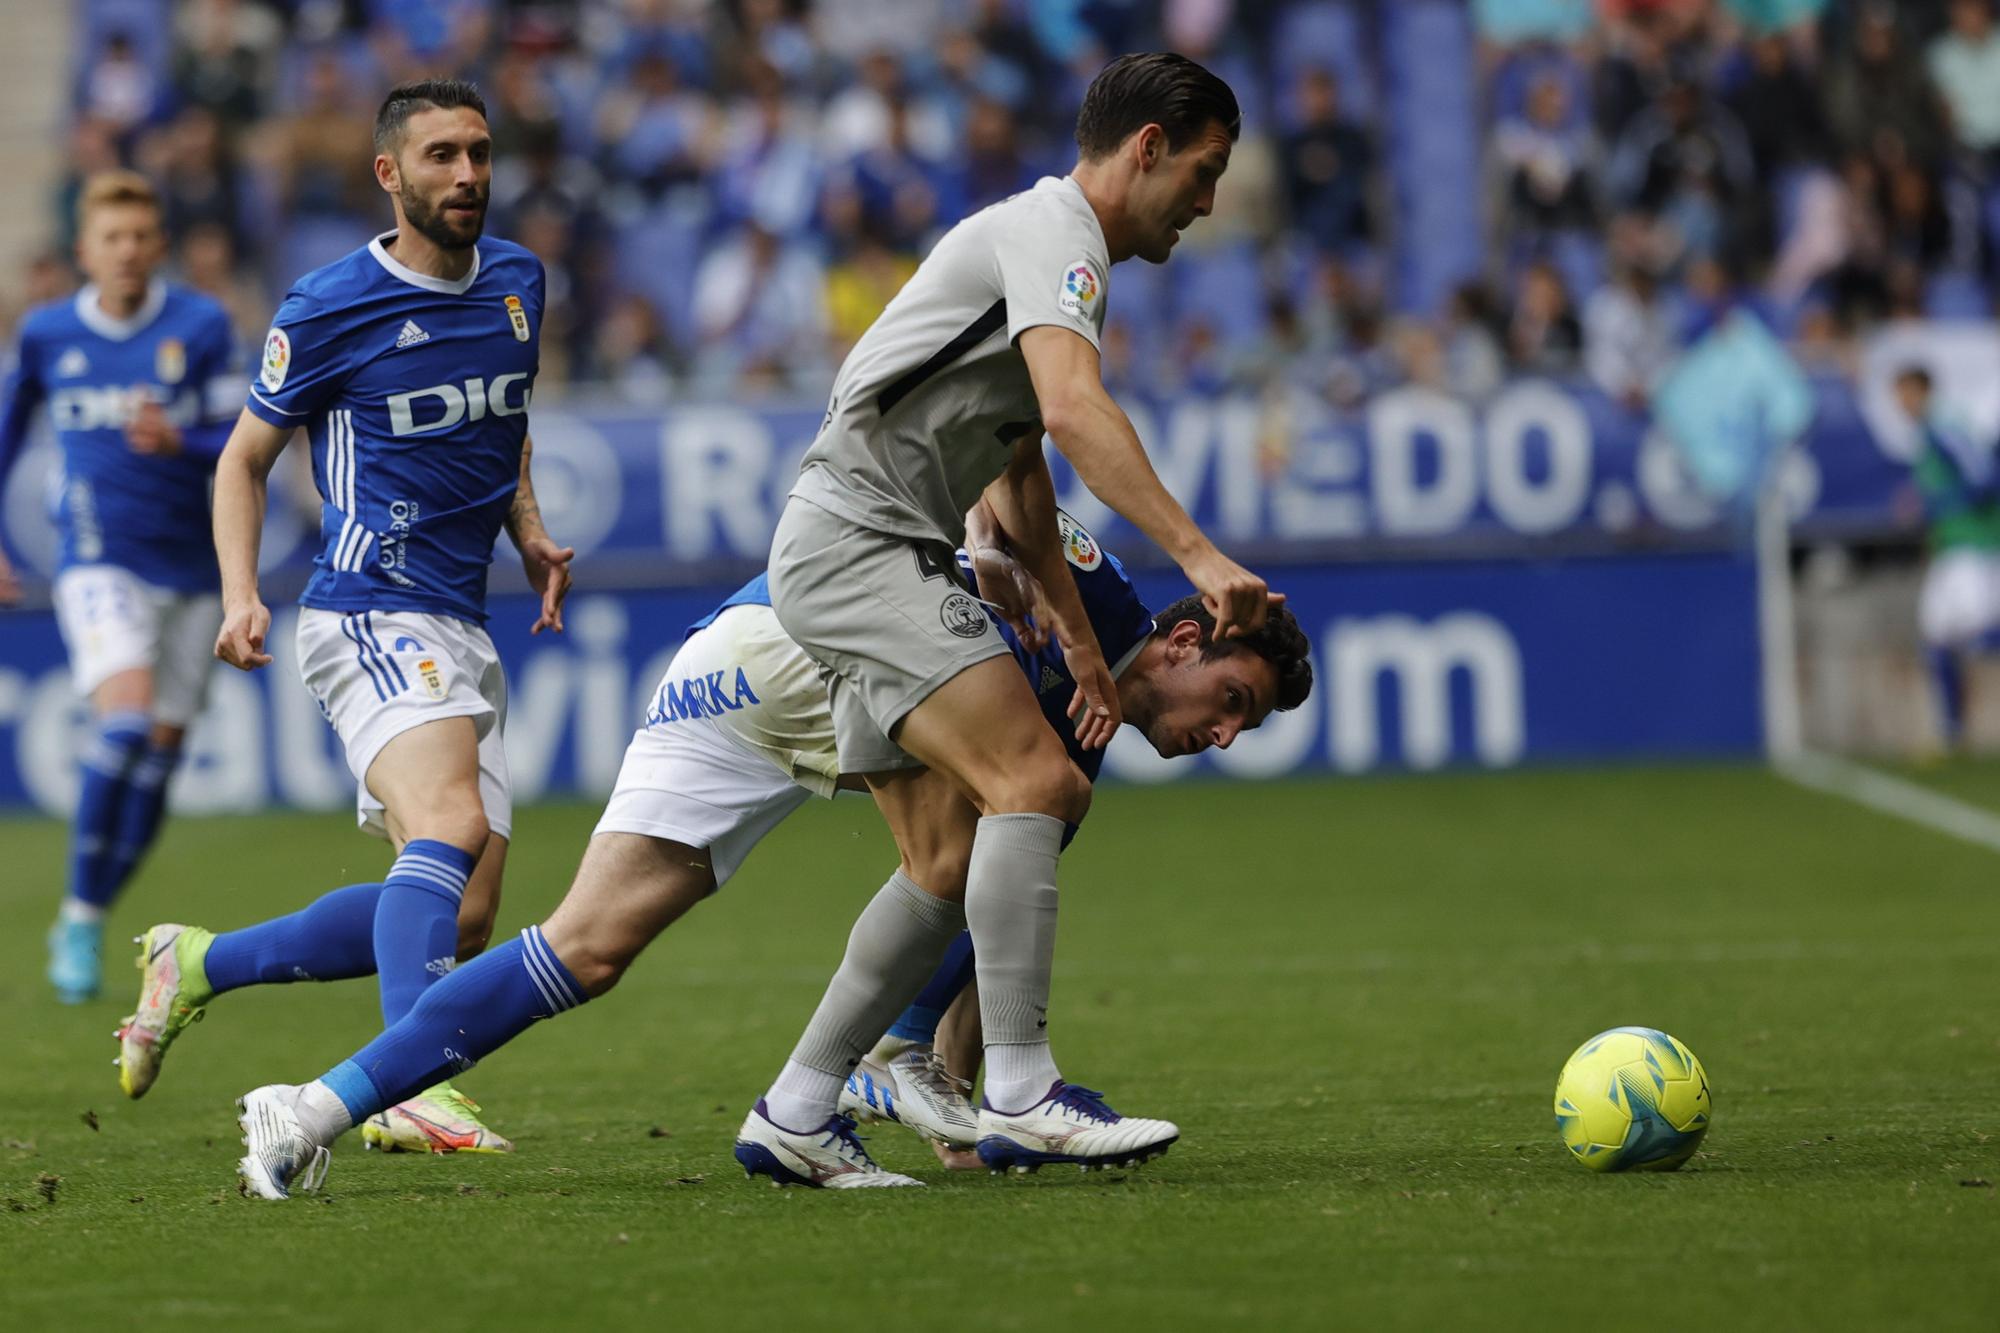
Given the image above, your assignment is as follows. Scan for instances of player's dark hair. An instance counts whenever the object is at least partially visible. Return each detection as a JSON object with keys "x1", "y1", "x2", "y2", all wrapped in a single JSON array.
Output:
[
  {"x1": 1150, "y1": 594, "x2": 1312, "y2": 712},
  {"x1": 374, "y1": 78, "x2": 488, "y2": 153},
  {"x1": 1074, "y1": 52, "x2": 1241, "y2": 161}
]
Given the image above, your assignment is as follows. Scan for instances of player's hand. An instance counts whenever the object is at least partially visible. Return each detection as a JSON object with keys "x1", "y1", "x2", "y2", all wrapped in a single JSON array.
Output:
[
  {"x1": 0, "y1": 547, "x2": 21, "y2": 606},
  {"x1": 968, "y1": 544, "x2": 1048, "y2": 653},
  {"x1": 1059, "y1": 633, "x2": 1121, "y2": 750},
  {"x1": 520, "y1": 532, "x2": 575, "y2": 635},
  {"x1": 125, "y1": 402, "x2": 183, "y2": 456},
  {"x1": 215, "y1": 598, "x2": 273, "y2": 670},
  {"x1": 1183, "y1": 546, "x2": 1284, "y2": 639}
]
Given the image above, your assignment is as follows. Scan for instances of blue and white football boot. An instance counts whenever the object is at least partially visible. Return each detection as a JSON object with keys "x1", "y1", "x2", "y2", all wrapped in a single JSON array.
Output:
[
  {"x1": 236, "y1": 1084, "x2": 333, "y2": 1201},
  {"x1": 733, "y1": 1100, "x2": 923, "y2": 1189},
  {"x1": 975, "y1": 1082, "x2": 1179, "y2": 1174},
  {"x1": 48, "y1": 915, "x2": 104, "y2": 1004},
  {"x1": 837, "y1": 1048, "x2": 979, "y2": 1150}
]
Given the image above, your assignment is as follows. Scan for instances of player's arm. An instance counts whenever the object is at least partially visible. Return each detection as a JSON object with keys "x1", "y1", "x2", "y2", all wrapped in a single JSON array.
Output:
[
  {"x1": 506, "y1": 431, "x2": 574, "y2": 635},
  {"x1": 0, "y1": 339, "x2": 45, "y2": 605},
  {"x1": 963, "y1": 496, "x2": 1048, "y2": 652},
  {"x1": 984, "y1": 443, "x2": 1120, "y2": 748},
  {"x1": 212, "y1": 410, "x2": 296, "y2": 669},
  {"x1": 130, "y1": 315, "x2": 241, "y2": 460},
  {"x1": 1018, "y1": 324, "x2": 1281, "y2": 637}
]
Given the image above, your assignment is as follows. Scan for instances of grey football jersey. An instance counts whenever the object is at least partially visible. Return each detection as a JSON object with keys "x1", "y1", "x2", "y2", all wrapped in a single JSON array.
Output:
[{"x1": 791, "y1": 175, "x2": 1111, "y2": 546}]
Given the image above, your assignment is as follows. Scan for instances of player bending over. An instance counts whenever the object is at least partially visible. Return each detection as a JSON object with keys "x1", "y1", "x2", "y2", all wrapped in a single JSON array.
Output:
[
  {"x1": 219, "y1": 507, "x2": 1307, "y2": 1197},
  {"x1": 740, "y1": 51, "x2": 1280, "y2": 1182},
  {"x1": 0, "y1": 172, "x2": 240, "y2": 1002},
  {"x1": 117, "y1": 79, "x2": 573, "y2": 1154}
]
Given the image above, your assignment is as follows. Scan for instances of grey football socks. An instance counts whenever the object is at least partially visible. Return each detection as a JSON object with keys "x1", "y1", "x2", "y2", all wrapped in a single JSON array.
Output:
[
  {"x1": 965, "y1": 812, "x2": 1065, "y2": 1113},
  {"x1": 763, "y1": 869, "x2": 966, "y2": 1129}
]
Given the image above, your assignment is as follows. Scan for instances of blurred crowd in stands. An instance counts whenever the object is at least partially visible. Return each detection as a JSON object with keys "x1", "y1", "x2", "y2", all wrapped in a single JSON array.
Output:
[{"x1": 12, "y1": 0, "x2": 2000, "y2": 407}]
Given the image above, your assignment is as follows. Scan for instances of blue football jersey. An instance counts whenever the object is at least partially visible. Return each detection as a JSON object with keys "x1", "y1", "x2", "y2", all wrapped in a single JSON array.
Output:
[
  {"x1": 0, "y1": 280, "x2": 238, "y2": 591},
  {"x1": 244, "y1": 232, "x2": 545, "y2": 625},
  {"x1": 691, "y1": 511, "x2": 1155, "y2": 781}
]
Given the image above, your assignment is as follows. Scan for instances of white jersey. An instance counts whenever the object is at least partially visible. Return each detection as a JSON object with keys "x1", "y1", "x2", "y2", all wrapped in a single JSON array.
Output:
[{"x1": 791, "y1": 175, "x2": 1111, "y2": 547}]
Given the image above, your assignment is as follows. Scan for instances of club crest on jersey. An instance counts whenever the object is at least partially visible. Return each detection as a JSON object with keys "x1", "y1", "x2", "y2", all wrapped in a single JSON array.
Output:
[
  {"x1": 1058, "y1": 511, "x2": 1102, "y2": 571},
  {"x1": 505, "y1": 294, "x2": 530, "y2": 342},
  {"x1": 1056, "y1": 258, "x2": 1101, "y2": 322},
  {"x1": 55, "y1": 347, "x2": 89, "y2": 378},
  {"x1": 154, "y1": 337, "x2": 185, "y2": 384},
  {"x1": 941, "y1": 592, "x2": 988, "y2": 639},
  {"x1": 417, "y1": 657, "x2": 447, "y2": 700},
  {"x1": 260, "y1": 327, "x2": 291, "y2": 392}
]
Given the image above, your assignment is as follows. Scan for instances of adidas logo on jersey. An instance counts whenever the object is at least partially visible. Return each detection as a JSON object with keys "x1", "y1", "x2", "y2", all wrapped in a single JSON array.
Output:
[
  {"x1": 1038, "y1": 665, "x2": 1064, "y2": 695},
  {"x1": 394, "y1": 319, "x2": 431, "y2": 349}
]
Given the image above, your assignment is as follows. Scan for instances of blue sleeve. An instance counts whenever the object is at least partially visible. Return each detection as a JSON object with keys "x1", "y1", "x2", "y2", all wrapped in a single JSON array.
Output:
[
  {"x1": 244, "y1": 293, "x2": 350, "y2": 427},
  {"x1": 0, "y1": 329, "x2": 44, "y2": 499},
  {"x1": 181, "y1": 308, "x2": 240, "y2": 460}
]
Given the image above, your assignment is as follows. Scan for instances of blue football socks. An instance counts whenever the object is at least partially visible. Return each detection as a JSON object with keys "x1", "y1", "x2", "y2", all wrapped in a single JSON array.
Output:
[
  {"x1": 1929, "y1": 647, "x2": 1966, "y2": 745},
  {"x1": 100, "y1": 739, "x2": 181, "y2": 901},
  {"x1": 373, "y1": 839, "x2": 476, "y2": 1025},
  {"x1": 886, "y1": 929, "x2": 976, "y2": 1045},
  {"x1": 204, "y1": 883, "x2": 385, "y2": 995},
  {"x1": 321, "y1": 925, "x2": 585, "y2": 1125},
  {"x1": 65, "y1": 711, "x2": 150, "y2": 912}
]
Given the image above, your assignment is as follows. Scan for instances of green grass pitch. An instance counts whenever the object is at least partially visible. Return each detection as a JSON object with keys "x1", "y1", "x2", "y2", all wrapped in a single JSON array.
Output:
[{"x1": 1, "y1": 766, "x2": 1996, "y2": 1330}]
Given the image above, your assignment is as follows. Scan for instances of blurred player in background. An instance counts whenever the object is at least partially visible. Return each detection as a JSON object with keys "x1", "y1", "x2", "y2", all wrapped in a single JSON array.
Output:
[
  {"x1": 115, "y1": 79, "x2": 572, "y2": 1155},
  {"x1": 1896, "y1": 366, "x2": 2000, "y2": 750},
  {"x1": 0, "y1": 171, "x2": 239, "y2": 1003},
  {"x1": 221, "y1": 502, "x2": 1307, "y2": 1198},
  {"x1": 738, "y1": 52, "x2": 1281, "y2": 1183}
]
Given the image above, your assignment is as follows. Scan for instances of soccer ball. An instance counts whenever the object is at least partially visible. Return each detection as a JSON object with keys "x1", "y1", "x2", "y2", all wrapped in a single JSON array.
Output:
[{"x1": 1553, "y1": 1026, "x2": 1711, "y2": 1172}]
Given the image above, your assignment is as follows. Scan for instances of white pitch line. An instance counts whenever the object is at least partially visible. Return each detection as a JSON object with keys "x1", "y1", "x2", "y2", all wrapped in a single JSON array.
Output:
[{"x1": 1776, "y1": 749, "x2": 2000, "y2": 855}]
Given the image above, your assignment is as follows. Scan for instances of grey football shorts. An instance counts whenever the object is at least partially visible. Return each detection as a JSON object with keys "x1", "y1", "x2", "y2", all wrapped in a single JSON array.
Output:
[{"x1": 766, "y1": 496, "x2": 1011, "y2": 774}]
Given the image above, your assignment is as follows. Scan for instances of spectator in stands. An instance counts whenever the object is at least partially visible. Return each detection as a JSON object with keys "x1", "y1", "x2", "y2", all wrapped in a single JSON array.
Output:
[
  {"x1": 1506, "y1": 259, "x2": 1584, "y2": 375},
  {"x1": 52, "y1": 118, "x2": 126, "y2": 252},
  {"x1": 824, "y1": 224, "x2": 917, "y2": 358},
  {"x1": 1276, "y1": 67, "x2": 1373, "y2": 257},
  {"x1": 1492, "y1": 71, "x2": 1597, "y2": 250},
  {"x1": 691, "y1": 219, "x2": 828, "y2": 393},
  {"x1": 171, "y1": 0, "x2": 281, "y2": 127},
  {"x1": 80, "y1": 30, "x2": 159, "y2": 144},
  {"x1": 176, "y1": 221, "x2": 266, "y2": 344},
  {"x1": 1441, "y1": 283, "x2": 1507, "y2": 400},
  {"x1": 1728, "y1": 32, "x2": 1829, "y2": 179},
  {"x1": 594, "y1": 50, "x2": 719, "y2": 197},
  {"x1": 1823, "y1": 5, "x2": 1947, "y2": 170},
  {"x1": 589, "y1": 293, "x2": 676, "y2": 406},
  {"x1": 714, "y1": 61, "x2": 821, "y2": 236},
  {"x1": 834, "y1": 95, "x2": 958, "y2": 250},
  {"x1": 1928, "y1": 0, "x2": 2000, "y2": 161},
  {"x1": 146, "y1": 108, "x2": 246, "y2": 257},
  {"x1": 1608, "y1": 71, "x2": 1757, "y2": 268},
  {"x1": 961, "y1": 97, "x2": 1039, "y2": 212},
  {"x1": 1585, "y1": 221, "x2": 1677, "y2": 408},
  {"x1": 257, "y1": 49, "x2": 378, "y2": 223},
  {"x1": 732, "y1": 0, "x2": 818, "y2": 83}
]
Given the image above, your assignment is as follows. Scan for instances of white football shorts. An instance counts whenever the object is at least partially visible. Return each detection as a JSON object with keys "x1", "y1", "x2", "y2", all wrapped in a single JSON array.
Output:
[
  {"x1": 1919, "y1": 549, "x2": 2000, "y2": 648},
  {"x1": 294, "y1": 607, "x2": 513, "y2": 842},
  {"x1": 594, "y1": 603, "x2": 839, "y2": 888},
  {"x1": 52, "y1": 563, "x2": 221, "y2": 726}
]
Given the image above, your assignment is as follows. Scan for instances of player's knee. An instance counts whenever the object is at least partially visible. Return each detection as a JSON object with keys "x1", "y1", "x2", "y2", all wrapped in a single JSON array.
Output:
[
  {"x1": 561, "y1": 933, "x2": 637, "y2": 998},
  {"x1": 415, "y1": 797, "x2": 488, "y2": 858},
  {"x1": 455, "y1": 903, "x2": 497, "y2": 961},
  {"x1": 985, "y1": 752, "x2": 1090, "y2": 823}
]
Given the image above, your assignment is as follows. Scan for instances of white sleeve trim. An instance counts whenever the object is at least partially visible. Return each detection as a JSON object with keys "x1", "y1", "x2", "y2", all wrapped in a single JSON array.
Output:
[{"x1": 249, "y1": 388, "x2": 309, "y2": 418}]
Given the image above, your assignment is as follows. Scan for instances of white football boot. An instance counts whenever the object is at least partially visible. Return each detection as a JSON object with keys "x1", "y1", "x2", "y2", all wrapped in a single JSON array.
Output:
[
  {"x1": 837, "y1": 1047, "x2": 979, "y2": 1150},
  {"x1": 236, "y1": 1085, "x2": 332, "y2": 1200},
  {"x1": 976, "y1": 1082, "x2": 1179, "y2": 1173},
  {"x1": 733, "y1": 1101, "x2": 924, "y2": 1188}
]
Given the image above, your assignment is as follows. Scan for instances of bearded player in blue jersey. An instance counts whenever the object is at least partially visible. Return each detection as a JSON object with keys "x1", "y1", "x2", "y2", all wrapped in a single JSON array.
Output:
[
  {"x1": 113, "y1": 80, "x2": 573, "y2": 1155},
  {"x1": 215, "y1": 502, "x2": 1309, "y2": 1198},
  {"x1": 0, "y1": 172, "x2": 241, "y2": 1004}
]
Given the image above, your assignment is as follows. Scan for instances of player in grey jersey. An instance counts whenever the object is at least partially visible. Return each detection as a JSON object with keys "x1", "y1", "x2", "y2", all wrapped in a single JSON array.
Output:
[{"x1": 737, "y1": 53, "x2": 1285, "y2": 1186}]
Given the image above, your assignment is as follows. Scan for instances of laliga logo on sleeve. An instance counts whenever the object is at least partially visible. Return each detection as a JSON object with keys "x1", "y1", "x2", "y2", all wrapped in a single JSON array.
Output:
[
  {"x1": 1056, "y1": 259, "x2": 1100, "y2": 322},
  {"x1": 260, "y1": 327, "x2": 290, "y2": 392},
  {"x1": 1058, "y1": 510, "x2": 1102, "y2": 571},
  {"x1": 505, "y1": 294, "x2": 531, "y2": 342}
]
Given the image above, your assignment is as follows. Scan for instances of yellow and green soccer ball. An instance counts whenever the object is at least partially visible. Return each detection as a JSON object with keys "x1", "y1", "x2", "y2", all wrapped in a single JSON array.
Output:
[{"x1": 1553, "y1": 1027, "x2": 1710, "y2": 1172}]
